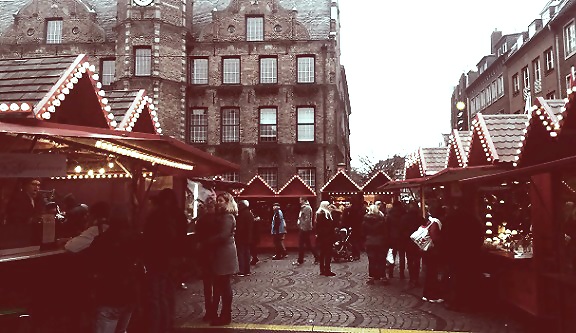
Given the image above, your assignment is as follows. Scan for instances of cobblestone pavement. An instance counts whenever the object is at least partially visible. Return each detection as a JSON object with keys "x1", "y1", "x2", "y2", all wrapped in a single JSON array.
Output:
[{"x1": 174, "y1": 253, "x2": 528, "y2": 333}]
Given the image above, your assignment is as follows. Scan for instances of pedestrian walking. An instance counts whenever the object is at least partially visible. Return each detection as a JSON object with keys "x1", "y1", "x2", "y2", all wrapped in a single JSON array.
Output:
[
  {"x1": 235, "y1": 200, "x2": 254, "y2": 276},
  {"x1": 250, "y1": 214, "x2": 262, "y2": 265},
  {"x1": 400, "y1": 201, "x2": 424, "y2": 289},
  {"x1": 362, "y1": 204, "x2": 388, "y2": 284},
  {"x1": 295, "y1": 197, "x2": 319, "y2": 265},
  {"x1": 341, "y1": 197, "x2": 365, "y2": 261},
  {"x1": 316, "y1": 201, "x2": 336, "y2": 276},
  {"x1": 421, "y1": 205, "x2": 443, "y2": 303},
  {"x1": 271, "y1": 203, "x2": 287, "y2": 260},
  {"x1": 207, "y1": 192, "x2": 239, "y2": 326},
  {"x1": 194, "y1": 197, "x2": 217, "y2": 322},
  {"x1": 386, "y1": 201, "x2": 406, "y2": 279}
]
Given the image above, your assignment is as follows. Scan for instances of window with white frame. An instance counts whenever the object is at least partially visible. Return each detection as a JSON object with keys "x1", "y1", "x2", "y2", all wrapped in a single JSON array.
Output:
[
  {"x1": 191, "y1": 58, "x2": 208, "y2": 84},
  {"x1": 220, "y1": 171, "x2": 239, "y2": 183},
  {"x1": 100, "y1": 59, "x2": 115, "y2": 86},
  {"x1": 246, "y1": 16, "x2": 264, "y2": 41},
  {"x1": 522, "y1": 67, "x2": 530, "y2": 90},
  {"x1": 46, "y1": 19, "x2": 63, "y2": 44},
  {"x1": 480, "y1": 90, "x2": 485, "y2": 108},
  {"x1": 512, "y1": 74, "x2": 520, "y2": 93},
  {"x1": 566, "y1": 73, "x2": 573, "y2": 91},
  {"x1": 297, "y1": 107, "x2": 315, "y2": 142},
  {"x1": 533, "y1": 58, "x2": 541, "y2": 82},
  {"x1": 545, "y1": 48, "x2": 554, "y2": 71},
  {"x1": 260, "y1": 57, "x2": 277, "y2": 84},
  {"x1": 497, "y1": 75, "x2": 504, "y2": 97},
  {"x1": 259, "y1": 107, "x2": 277, "y2": 142},
  {"x1": 297, "y1": 168, "x2": 316, "y2": 190},
  {"x1": 189, "y1": 108, "x2": 208, "y2": 143},
  {"x1": 221, "y1": 108, "x2": 240, "y2": 143},
  {"x1": 134, "y1": 47, "x2": 152, "y2": 76},
  {"x1": 486, "y1": 87, "x2": 492, "y2": 105},
  {"x1": 491, "y1": 81, "x2": 497, "y2": 101},
  {"x1": 222, "y1": 58, "x2": 240, "y2": 84},
  {"x1": 297, "y1": 56, "x2": 315, "y2": 83},
  {"x1": 258, "y1": 167, "x2": 278, "y2": 190},
  {"x1": 564, "y1": 21, "x2": 576, "y2": 57}
]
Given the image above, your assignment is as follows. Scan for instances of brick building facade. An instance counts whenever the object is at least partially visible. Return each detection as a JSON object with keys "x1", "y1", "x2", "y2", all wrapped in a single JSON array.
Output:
[{"x1": 0, "y1": 0, "x2": 351, "y2": 192}]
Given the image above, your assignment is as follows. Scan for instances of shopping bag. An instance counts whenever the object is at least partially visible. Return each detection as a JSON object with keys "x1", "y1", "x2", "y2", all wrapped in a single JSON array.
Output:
[
  {"x1": 410, "y1": 224, "x2": 433, "y2": 251},
  {"x1": 386, "y1": 248, "x2": 394, "y2": 265}
]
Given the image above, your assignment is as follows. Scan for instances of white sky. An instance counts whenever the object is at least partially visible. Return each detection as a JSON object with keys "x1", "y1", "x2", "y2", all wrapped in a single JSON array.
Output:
[{"x1": 338, "y1": 0, "x2": 549, "y2": 168}]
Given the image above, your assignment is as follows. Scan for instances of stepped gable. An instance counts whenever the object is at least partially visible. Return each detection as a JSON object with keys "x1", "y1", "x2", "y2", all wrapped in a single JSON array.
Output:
[{"x1": 193, "y1": 0, "x2": 331, "y2": 40}]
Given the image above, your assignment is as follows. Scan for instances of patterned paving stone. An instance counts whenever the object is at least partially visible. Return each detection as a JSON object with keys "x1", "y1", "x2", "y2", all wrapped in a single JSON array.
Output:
[{"x1": 175, "y1": 253, "x2": 528, "y2": 332}]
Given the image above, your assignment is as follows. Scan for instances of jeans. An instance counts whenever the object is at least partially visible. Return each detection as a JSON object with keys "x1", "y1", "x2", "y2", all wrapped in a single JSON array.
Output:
[
  {"x1": 365, "y1": 245, "x2": 385, "y2": 279},
  {"x1": 423, "y1": 248, "x2": 442, "y2": 300},
  {"x1": 94, "y1": 305, "x2": 133, "y2": 333},
  {"x1": 146, "y1": 271, "x2": 174, "y2": 333},
  {"x1": 236, "y1": 244, "x2": 251, "y2": 274},
  {"x1": 273, "y1": 234, "x2": 286, "y2": 257},
  {"x1": 318, "y1": 242, "x2": 332, "y2": 273},
  {"x1": 212, "y1": 274, "x2": 233, "y2": 319},
  {"x1": 298, "y1": 230, "x2": 318, "y2": 263}
]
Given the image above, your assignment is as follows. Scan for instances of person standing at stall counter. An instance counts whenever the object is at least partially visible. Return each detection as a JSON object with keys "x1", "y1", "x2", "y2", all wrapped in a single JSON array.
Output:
[{"x1": 5, "y1": 178, "x2": 45, "y2": 224}]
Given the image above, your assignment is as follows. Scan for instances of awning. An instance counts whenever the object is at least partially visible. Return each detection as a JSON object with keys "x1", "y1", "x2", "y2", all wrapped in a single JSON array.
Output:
[
  {"x1": 276, "y1": 175, "x2": 316, "y2": 198},
  {"x1": 0, "y1": 118, "x2": 239, "y2": 177},
  {"x1": 460, "y1": 154, "x2": 576, "y2": 184}
]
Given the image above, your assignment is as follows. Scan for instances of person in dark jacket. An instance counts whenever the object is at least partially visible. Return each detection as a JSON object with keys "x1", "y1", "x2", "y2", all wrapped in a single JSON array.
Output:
[
  {"x1": 195, "y1": 197, "x2": 217, "y2": 322},
  {"x1": 362, "y1": 204, "x2": 388, "y2": 284},
  {"x1": 400, "y1": 201, "x2": 424, "y2": 288},
  {"x1": 316, "y1": 201, "x2": 336, "y2": 276},
  {"x1": 235, "y1": 200, "x2": 254, "y2": 276},
  {"x1": 386, "y1": 201, "x2": 405, "y2": 279},
  {"x1": 271, "y1": 203, "x2": 287, "y2": 260},
  {"x1": 341, "y1": 197, "x2": 365, "y2": 260},
  {"x1": 205, "y1": 192, "x2": 239, "y2": 326},
  {"x1": 5, "y1": 178, "x2": 45, "y2": 225},
  {"x1": 142, "y1": 188, "x2": 188, "y2": 333},
  {"x1": 422, "y1": 205, "x2": 443, "y2": 303},
  {"x1": 250, "y1": 214, "x2": 262, "y2": 265}
]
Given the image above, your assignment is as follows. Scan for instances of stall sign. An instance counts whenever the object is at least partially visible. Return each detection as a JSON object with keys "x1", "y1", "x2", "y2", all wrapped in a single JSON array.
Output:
[{"x1": 0, "y1": 154, "x2": 66, "y2": 178}]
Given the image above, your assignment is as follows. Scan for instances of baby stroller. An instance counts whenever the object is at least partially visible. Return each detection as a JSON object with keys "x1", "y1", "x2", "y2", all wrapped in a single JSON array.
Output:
[{"x1": 332, "y1": 227, "x2": 354, "y2": 262}]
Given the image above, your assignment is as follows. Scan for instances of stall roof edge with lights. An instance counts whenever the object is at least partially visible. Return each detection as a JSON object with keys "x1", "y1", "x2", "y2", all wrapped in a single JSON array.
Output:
[
  {"x1": 320, "y1": 170, "x2": 362, "y2": 195},
  {"x1": 447, "y1": 129, "x2": 472, "y2": 168}
]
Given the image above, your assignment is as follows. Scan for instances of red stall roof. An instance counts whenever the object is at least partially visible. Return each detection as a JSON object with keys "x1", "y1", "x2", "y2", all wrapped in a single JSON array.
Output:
[
  {"x1": 361, "y1": 171, "x2": 392, "y2": 194},
  {"x1": 447, "y1": 130, "x2": 472, "y2": 168},
  {"x1": 277, "y1": 175, "x2": 316, "y2": 198},
  {"x1": 320, "y1": 170, "x2": 361, "y2": 194},
  {"x1": 107, "y1": 89, "x2": 162, "y2": 135},
  {"x1": 238, "y1": 175, "x2": 277, "y2": 198}
]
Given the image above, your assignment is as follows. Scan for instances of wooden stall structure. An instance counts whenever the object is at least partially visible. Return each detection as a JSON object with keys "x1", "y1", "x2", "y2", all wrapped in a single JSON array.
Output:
[
  {"x1": 360, "y1": 170, "x2": 394, "y2": 204},
  {"x1": 320, "y1": 170, "x2": 362, "y2": 206}
]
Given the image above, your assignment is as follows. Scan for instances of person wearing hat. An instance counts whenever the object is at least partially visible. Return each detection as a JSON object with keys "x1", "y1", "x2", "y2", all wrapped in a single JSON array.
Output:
[{"x1": 271, "y1": 202, "x2": 287, "y2": 260}]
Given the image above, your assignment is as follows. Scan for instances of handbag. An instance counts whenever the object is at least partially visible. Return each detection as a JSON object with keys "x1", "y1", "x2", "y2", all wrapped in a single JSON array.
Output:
[
  {"x1": 386, "y1": 248, "x2": 395, "y2": 265},
  {"x1": 410, "y1": 222, "x2": 434, "y2": 251}
]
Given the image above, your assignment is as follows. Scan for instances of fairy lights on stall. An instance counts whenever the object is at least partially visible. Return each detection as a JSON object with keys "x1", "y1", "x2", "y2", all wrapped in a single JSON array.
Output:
[
  {"x1": 277, "y1": 175, "x2": 316, "y2": 196},
  {"x1": 115, "y1": 91, "x2": 163, "y2": 134},
  {"x1": 320, "y1": 170, "x2": 362, "y2": 195}
]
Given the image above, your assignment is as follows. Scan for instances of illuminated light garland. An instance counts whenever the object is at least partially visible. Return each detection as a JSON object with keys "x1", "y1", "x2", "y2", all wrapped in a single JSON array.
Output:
[
  {"x1": 320, "y1": 170, "x2": 362, "y2": 193},
  {"x1": 113, "y1": 90, "x2": 163, "y2": 134},
  {"x1": 95, "y1": 140, "x2": 194, "y2": 171},
  {"x1": 238, "y1": 175, "x2": 278, "y2": 195},
  {"x1": 277, "y1": 174, "x2": 316, "y2": 195}
]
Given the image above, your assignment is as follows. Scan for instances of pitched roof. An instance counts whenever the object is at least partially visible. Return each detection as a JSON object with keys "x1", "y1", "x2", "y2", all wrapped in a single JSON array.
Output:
[
  {"x1": 320, "y1": 170, "x2": 361, "y2": 194},
  {"x1": 361, "y1": 171, "x2": 392, "y2": 194},
  {"x1": 405, "y1": 147, "x2": 448, "y2": 179},
  {"x1": 447, "y1": 130, "x2": 472, "y2": 167},
  {"x1": 468, "y1": 113, "x2": 529, "y2": 166},
  {"x1": 276, "y1": 175, "x2": 316, "y2": 198},
  {"x1": 238, "y1": 175, "x2": 277, "y2": 198},
  {"x1": 0, "y1": 54, "x2": 114, "y2": 128},
  {"x1": 107, "y1": 89, "x2": 163, "y2": 135},
  {"x1": 515, "y1": 97, "x2": 564, "y2": 167}
]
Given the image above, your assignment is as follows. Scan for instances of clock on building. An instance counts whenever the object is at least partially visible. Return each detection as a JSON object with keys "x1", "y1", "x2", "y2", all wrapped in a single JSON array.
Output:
[{"x1": 132, "y1": 0, "x2": 154, "y2": 6}]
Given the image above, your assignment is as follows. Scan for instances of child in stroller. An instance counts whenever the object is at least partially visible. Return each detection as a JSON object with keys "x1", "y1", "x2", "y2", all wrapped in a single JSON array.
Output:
[{"x1": 332, "y1": 227, "x2": 354, "y2": 262}]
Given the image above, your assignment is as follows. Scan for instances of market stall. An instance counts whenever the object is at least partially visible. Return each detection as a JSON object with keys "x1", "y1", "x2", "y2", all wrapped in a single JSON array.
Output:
[
  {"x1": 320, "y1": 170, "x2": 362, "y2": 206},
  {"x1": 446, "y1": 129, "x2": 472, "y2": 168},
  {"x1": 360, "y1": 170, "x2": 394, "y2": 205}
]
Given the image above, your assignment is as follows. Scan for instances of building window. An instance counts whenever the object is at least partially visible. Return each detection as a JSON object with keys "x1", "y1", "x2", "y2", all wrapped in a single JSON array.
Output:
[
  {"x1": 260, "y1": 57, "x2": 277, "y2": 84},
  {"x1": 564, "y1": 20, "x2": 576, "y2": 57},
  {"x1": 497, "y1": 75, "x2": 504, "y2": 96},
  {"x1": 522, "y1": 66, "x2": 530, "y2": 90},
  {"x1": 533, "y1": 58, "x2": 541, "y2": 82},
  {"x1": 297, "y1": 107, "x2": 315, "y2": 142},
  {"x1": 297, "y1": 56, "x2": 315, "y2": 83},
  {"x1": 189, "y1": 108, "x2": 208, "y2": 143},
  {"x1": 134, "y1": 47, "x2": 152, "y2": 76},
  {"x1": 512, "y1": 74, "x2": 520, "y2": 94},
  {"x1": 220, "y1": 171, "x2": 239, "y2": 183},
  {"x1": 546, "y1": 91, "x2": 556, "y2": 99},
  {"x1": 46, "y1": 19, "x2": 63, "y2": 44},
  {"x1": 297, "y1": 168, "x2": 316, "y2": 190},
  {"x1": 566, "y1": 73, "x2": 572, "y2": 91},
  {"x1": 258, "y1": 167, "x2": 278, "y2": 190},
  {"x1": 221, "y1": 108, "x2": 240, "y2": 143},
  {"x1": 222, "y1": 58, "x2": 240, "y2": 84},
  {"x1": 259, "y1": 107, "x2": 277, "y2": 142},
  {"x1": 100, "y1": 59, "x2": 115, "y2": 86},
  {"x1": 491, "y1": 81, "x2": 497, "y2": 101},
  {"x1": 545, "y1": 47, "x2": 554, "y2": 72},
  {"x1": 246, "y1": 16, "x2": 264, "y2": 41},
  {"x1": 191, "y1": 58, "x2": 208, "y2": 84}
]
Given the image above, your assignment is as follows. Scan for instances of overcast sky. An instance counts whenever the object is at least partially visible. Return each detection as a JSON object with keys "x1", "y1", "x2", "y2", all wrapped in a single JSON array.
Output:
[{"x1": 338, "y1": 0, "x2": 549, "y2": 168}]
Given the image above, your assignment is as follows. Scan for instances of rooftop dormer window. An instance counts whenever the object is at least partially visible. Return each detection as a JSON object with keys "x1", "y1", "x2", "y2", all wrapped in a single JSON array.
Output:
[
  {"x1": 46, "y1": 19, "x2": 63, "y2": 44},
  {"x1": 246, "y1": 16, "x2": 264, "y2": 41}
]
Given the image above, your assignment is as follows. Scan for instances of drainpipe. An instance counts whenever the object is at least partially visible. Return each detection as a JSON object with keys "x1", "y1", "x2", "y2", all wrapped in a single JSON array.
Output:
[
  {"x1": 551, "y1": 23, "x2": 563, "y2": 97},
  {"x1": 322, "y1": 44, "x2": 328, "y2": 184}
]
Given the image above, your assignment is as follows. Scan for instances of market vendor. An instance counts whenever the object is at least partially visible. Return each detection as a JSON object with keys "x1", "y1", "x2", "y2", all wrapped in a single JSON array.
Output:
[{"x1": 5, "y1": 178, "x2": 45, "y2": 224}]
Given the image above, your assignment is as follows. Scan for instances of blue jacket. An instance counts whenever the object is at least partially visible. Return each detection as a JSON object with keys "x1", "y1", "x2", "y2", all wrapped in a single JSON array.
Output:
[{"x1": 271, "y1": 209, "x2": 286, "y2": 234}]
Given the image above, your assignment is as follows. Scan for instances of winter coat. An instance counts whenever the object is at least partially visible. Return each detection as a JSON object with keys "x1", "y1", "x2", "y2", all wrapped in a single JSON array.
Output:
[
  {"x1": 235, "y1": 206, "x2": 254, "y2": 246},
  {"x1": 362, "y1": 213, "x2": 387, "y2": 247},
  {"x1": 399, "y1": 208, "x2": 425, "y2": 252},
  {"x1": 204, "y1": 212, "x2": 239, "y2": 276},
  {"x1": 315, "y1": 211, "x2": 335, "y2": 245},
  {"x1": 297, "y1": 203, "x2": 314, "y2": 231},
  {"x1": 271, "y1": 209, "x2": 287, "y2": 234},
  {"x1": 386, "y1": 206, "x2": 404, "y2": 248},
  {"x1": 195, "y1": 211, "x2": 217, "y2": 274}
]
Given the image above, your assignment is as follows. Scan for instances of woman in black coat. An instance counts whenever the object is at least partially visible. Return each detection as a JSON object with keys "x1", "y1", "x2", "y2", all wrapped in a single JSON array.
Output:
[{"x1": 316, "y1": 201, "x2": 336, "y2": 276}]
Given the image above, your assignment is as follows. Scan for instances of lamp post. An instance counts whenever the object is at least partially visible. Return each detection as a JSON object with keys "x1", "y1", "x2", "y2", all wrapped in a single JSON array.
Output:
[{"x1": 456, "y1": 101, "x2": 467, "y2": 130}]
